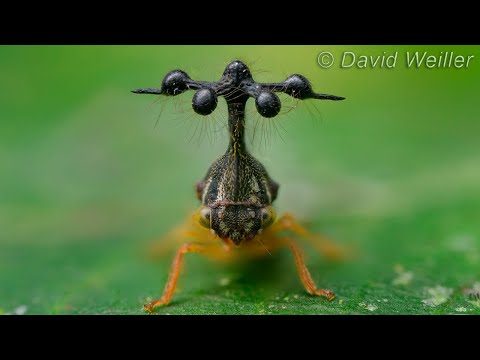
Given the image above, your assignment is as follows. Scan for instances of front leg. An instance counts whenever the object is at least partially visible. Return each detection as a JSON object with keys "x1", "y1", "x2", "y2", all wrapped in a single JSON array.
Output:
[
  {"x1": 144, "y1": 242, "x2": 228, "y2": 313},
  {"x1": 286, "y1": 238, "x2": 335, "y2": 300},
  {"x1": 258, "y1": 232, "x2": 335, "y2": 301}
]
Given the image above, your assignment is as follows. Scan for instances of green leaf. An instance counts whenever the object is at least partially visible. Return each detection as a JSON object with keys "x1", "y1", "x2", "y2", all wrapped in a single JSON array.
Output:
[{"x1": 1, "y1": 45, "x2": 479, "y2": 314}]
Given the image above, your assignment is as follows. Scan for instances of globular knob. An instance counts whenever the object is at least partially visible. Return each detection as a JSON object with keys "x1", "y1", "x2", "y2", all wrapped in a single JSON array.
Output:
[
  {"x1": 255, "y1": 91, "x2": 281, "y2": 118},
  {"x1": 161, "y1": 70, "x2": 191, "y2": 96},
  {"x1": 192, "y1": 88, "x2": 218, "y2": 115},
  {"x1": 283, "y1": 74, "x2": 313, "y2": 99}
]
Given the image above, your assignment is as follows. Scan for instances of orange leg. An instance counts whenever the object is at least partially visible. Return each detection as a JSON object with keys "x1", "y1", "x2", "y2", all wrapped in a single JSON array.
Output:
[
  {"x1": 144, "y1": 242, "x2": 227, "y2": 313},
  {"x1": 147, "y1": 213, "x2": 213, "y2": 259},
  {"x1": 269, "y1": 212, "x2": 349, "y2": 260},
  {"x1": 285, "y1": 238, "x2": 335, "y2": 300}
]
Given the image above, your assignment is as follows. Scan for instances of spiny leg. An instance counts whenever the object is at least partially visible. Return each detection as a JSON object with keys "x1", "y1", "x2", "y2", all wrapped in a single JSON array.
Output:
[
  {"x1": 144, "y1": 242, "x2": 227, "y2": 313},
  {"x1": 285, "y1": 238, "x2": 335, "y2": 300},
  {"x1": 269, "y1": 212, "x2": 349, "y2": 260},
  {"x1": 255, "y1": 232, "x2": 335, "y2": 300}
]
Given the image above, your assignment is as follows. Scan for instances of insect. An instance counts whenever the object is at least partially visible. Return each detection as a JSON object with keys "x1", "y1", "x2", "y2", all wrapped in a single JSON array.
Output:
[{"x1": 133, "y1": 60, "x2": 345, "y2": 313}]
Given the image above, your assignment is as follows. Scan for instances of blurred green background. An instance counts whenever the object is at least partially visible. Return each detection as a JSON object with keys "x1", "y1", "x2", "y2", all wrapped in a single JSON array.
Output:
[{"x1": 1, "y1": 45, "x2": 479, "y2": 314}]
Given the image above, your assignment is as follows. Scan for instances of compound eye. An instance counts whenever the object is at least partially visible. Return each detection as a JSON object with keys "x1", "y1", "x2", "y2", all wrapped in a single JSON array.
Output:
[
  {"x1": 192, "y1": 88, "x2": 218, "y2": 115},
  {"x1": 260, "y1": 206, "x2": 277, "y2": 229},
  {"x1": 161, "y1": 70, "x2": 190, "y2": 96},
  {"x1": 283, "y1": 74, "x2": 313, "y2": 99},
  {"x1": 255, "y1": 91, "x2": 281, "y2": 118},
  {"x1": 197, "y1": 206, "x2": 212, "y2": 229}
]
